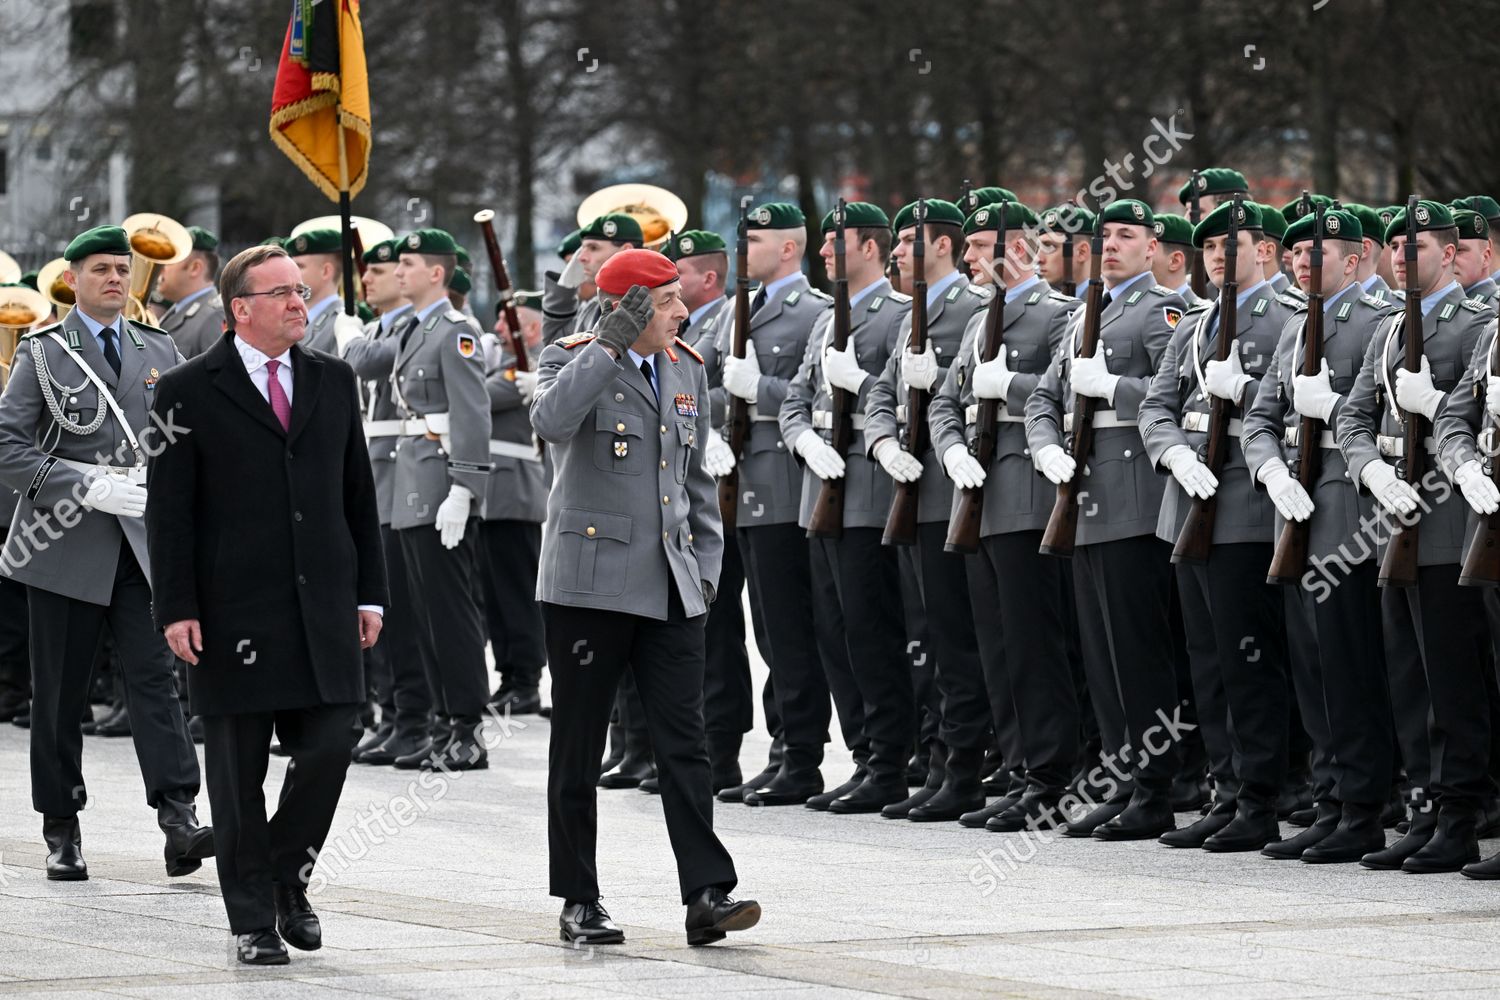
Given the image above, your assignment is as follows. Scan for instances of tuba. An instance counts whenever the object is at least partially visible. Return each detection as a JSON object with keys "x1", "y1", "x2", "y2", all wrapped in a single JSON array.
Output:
[
  {"x1": 0, "y1": 250, "x2": 20, "y2": 286},
  {"x1": 576, "y1": 183, "x2": 688, "y2": 250},
  {"x1": 36, "y1": 257, "x2": 74, "y2": 316},
  {"x1": 291, "y1": 215, "x2": 393, "y2": 261},
  {"x1": 0, "y1": 284, "x2": 50, "y2": 389},
  {"x1": 120, "y1": 213, "x2": 193, "y2": 326}
]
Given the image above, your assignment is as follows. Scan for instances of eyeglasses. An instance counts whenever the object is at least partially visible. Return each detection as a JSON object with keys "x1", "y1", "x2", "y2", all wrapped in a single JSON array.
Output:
[{"x1": 238, "y1": 284, "x2": 312, "y2": 303}]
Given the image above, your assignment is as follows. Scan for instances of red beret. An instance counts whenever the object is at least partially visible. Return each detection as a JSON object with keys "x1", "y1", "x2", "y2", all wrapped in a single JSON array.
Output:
[{"x1": 594, "y1": 248, "x2": 680, "y2": 296}]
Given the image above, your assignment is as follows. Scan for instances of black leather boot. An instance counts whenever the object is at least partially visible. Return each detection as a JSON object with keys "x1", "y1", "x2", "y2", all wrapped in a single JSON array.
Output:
[
  {"x1": 883, "y1": 745, "x2": 944, "y2": 819},
  {"x1": 909, "y1": 745, "x2": 986, "y2": 822},
  {"x1": 1160, "y1": 794, "x2": 1236, "y2": 848},
  {"x1": 1263, "y1": 799, "x2": 1339, "y2": 859},
  {"x1": 1302, "y1": 802, "x2": 1384, "y2": 864},
  {"x1": 1362, "y1": 791, "x2": 1435, "y2": 870},
  {"x1": 1402, "y1": 807, "x2": 1480, "y2": 874},
  {"x1": 806, "y1": 763, "x2": 866, "y2": 811},
  {"x1": 43, "y1": 814, "x2": 86, "y2": 880},
  {"x1": 1203, "y1": 796, "x2": 1281, "y2": 853},
  {"x1": 1094, "y1": 786, "x2": 1175, "y2": 841},
  {"x1": 158, "y1": 795, "x2": 215, "y2": 877}
]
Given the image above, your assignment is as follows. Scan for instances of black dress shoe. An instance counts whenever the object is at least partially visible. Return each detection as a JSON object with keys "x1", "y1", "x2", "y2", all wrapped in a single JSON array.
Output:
[
  {"x1": 1169, "y1": 773, "x2": 1211, "y2": 813},
  {"x1": 905, "y1": 752, "x2": 929, "y2": 788},
  {"x1": 744, "y1": 770, "x2": 823, "y2": 807},
  {"x1": 1362, "y1": 807, "x2": 1436, "y2": 870},
  {"x1": 598, "y1": 754, "x2": 654, "y2": 789},
  {"x1": 43, "y1": 815, "x2": 87, "y2": 881},
  {"x1": 422, "y1": 724, "x2": 488, "y2": 772},
  {"x1": 1302, "y1": 803, "x2": 1384, "y2": 864},
  {"x1": 639, "y1": 776, "x2": 661, "y2": 794},
  {"x1": 1276, "y1": 781, "x2": 1313, "y2": 820},
  {"x1": 986, "y1": 789, "x2": 1067, "y2": 833},
  {"x1": 1203, "y1": 802, "x2": 1281, "y2": 853},
  {"x1": 359, "y1": 728, "x2": 431, "y2": 766},
  {"x1": 495, "y1": 687, "x2": 543, "y2": 715},
  {"x1": 353, "y1": 720, "x2": 394, "y2": 758},
  {"x1": 391, "y1": 737, "x2": 441, "y2": 770},
  {"x1": 719, "y1": 759, "x2": 779, "y2": 804},
  {"x1": 881, "y1": 783, "x2": 939, "y2": 819},
  {"x1": 0, "y1": 690, "x2": 28, "y2": 722},
  {"x1": 1476, "y1": 798, "x2": 1500, "y2": 839},
  {"x1": 684, "y1": 886, "x2": 760, "y2": 946},
  {"x1": 237, "y1": 928, "x2": 290, "y2": 965},
  {"x1": 273, "y1": 883, "x2": 321, "y2": 950},
  {"x1": 1263, "y1": 800, "x2": 1339, "y2": 859},
  {"x1": 806, "y1": 767, "x2": 867, "y2": 811},
  {"x1": 827, "y1": 777, "x2": 907, "y2": 814},
  {"x1": 10, "y1": 704, "x2": 30, "y2": 728},
  {"x1": 1285, "y1": 804, "x2": 1317, "y2": 828},
  {"x1": 1159, "y1": 798, "x2": 1235, "y2": 848},
  {"x1": 909, "y1": 747, "x2": 985, "y2": 822},
  {"x1": 1402, "y1": 812, "x2": 1479, "y2": 874},
  {"x1": 961, "y1": 782, "x2": 1026, "y2": 829},
  {"x1": 158, "y1": 796, "x2": 215, "y2": 877},
  {"x1": 1462, "y1": 850, "x2": 1500, "y2": 879},
  {"x1": 1094, "y1": 794, "x2": 1174, "y2": 841},
  {"x1": 1062, "y1": 799, "x2": 1127, "y2": 838},
  {"x1": 560, "y1": 899, "x2": 625, "y2": 944},
  {"x1": 1381, "y1": 789, "x2": 1405, "y2": 829}
]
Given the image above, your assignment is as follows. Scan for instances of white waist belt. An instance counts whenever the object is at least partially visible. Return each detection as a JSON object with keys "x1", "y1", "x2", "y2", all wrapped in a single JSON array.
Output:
[
  {"x1": 812, "y1": 411, "x2": 866, "y2": 431},
  {"x1": 1377, "y1": 434, "x2": 1436, "y2": 458},
  {"x1": 1063, "y1": 409, "x2": 1134, "y2": 432},
  {"x1": 364, "y1": 419, "x2": 404, "y2": 438},
  {"x1": 490, "y1": 439, "x2": 543, "y2": 462},
  {"x1": 1180, "y1": 413, "x2": 1244, "y2": 436},
  {"x1": 1283, "y1": 426, "x2": 1337, "y2": 450},
  {"x1": 964, "y1": 404, "x2": 1025, "y2": 425},
  {"x1": 58, "y1": 458, "x2": 146, "y2": 485}
]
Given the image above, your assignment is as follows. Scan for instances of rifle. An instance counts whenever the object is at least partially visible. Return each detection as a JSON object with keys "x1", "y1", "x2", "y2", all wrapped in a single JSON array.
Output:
[
  {"x1": 807, "y1": 199, "x2": 853, "y2": 538},
  {"x1": 958, "y1": 179, "x2": 973, "y2": 279},
  {"x1": 1267, "y1": 193, "x2": 1325, "y2": 584},
  {"x1": 1173, "y1": 194, "x2": 1243, "y2": 564},
  {"x1": 472, "y1": 209, "x2": 531, "y2": 373},
  {"x1": 718, "y1": 197, "x2": 753, "y2": 531},
  {"x1": 1039, "y1": 223, "x2": 1106, "y2": 557},
  {"x1": 1188, "y1": 169, "x2": 1208, "y2": 298},
  {"x1": 1062, "y1": 222, "x2": 1077, "y2": 298},
  {"x1": 1459, "y1": 312, "x2": 1500, "y2": 585},
  {"x1": 1379, "y1": 195, "x2": 1425, "y2": 588},
  {"x1": 884, "y1": 201, "x2": 928, "y2": 546},
  {"x1": 946, "y1": 200, "x2": 1010, "y2": 554}
]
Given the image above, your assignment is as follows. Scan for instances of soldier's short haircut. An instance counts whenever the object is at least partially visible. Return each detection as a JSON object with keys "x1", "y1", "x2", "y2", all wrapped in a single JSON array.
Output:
[
  {"x1": 219, "y1": 244, "x2": 291, "y2": 306},
  {"x1": 927, "y1": 222, "x2": 963, "y2": 268},
  {"x1": 414, "y1": 252, "x2": 456, "y2": 287},
  {"x1": 191, "y1": 248, "x2": 220, "y2": 282},
  {"x1": 855, "y1": 226, "x2": 892, "y2": 260},
  {"x1": 1326, "y1": 239, "x2": 1363, "y2": 261},
  {"x1": 1432, "y1": 226, "x2": 1460, "y2": 250},
  {"x1": 678, "y1": 252, "x2": 729, "y2": 289}
]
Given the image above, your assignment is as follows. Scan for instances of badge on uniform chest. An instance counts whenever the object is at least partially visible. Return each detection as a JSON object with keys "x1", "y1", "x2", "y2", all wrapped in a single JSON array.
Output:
[
  {"x1": 145, "y1": 367, "x2": 160, "y2": 388},
  {"x1": 674, "y1": 392, "x2": 698, "y2": 417},
  {"x1": 614, "y1": 440, "x2": 628, "y2": 459}
]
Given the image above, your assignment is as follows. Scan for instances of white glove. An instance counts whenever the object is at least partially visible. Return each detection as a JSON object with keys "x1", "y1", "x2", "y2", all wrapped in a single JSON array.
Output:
[
  {"x1": 1204, "y1": 351, "x2": 1253, "y2": 404},
  {"x1": 1454, "y1": 459, "x2": 1500, "y2": 515},
  {"x1": 795, "y1": 428, "x2": 845, "y2": 480},
  {"x1": 971, "y1": 351, "x2": 1014, "y2": 401},
  {"x1": 557, "y1": 252, "x2": 586, "y2": 290},
  {"x1": 434, "y1": 485, "x2": 473, "y2": 549},
  {"x1": 1069, "y1": 342, "x2": 1119, "y2": 402},
  {"x1": 943, "y1": 443, "x2": 987, "y2": 489},
  {"x1": 1487, "y1": 373, "x2": 1500, "y2": 419},
  {"x1": 1259, "y1": 458, "x2": 1314, "y2": 522},
  {"x1": 514, "y1": 369, "x2": 538, "y2": 402},
  {"x1": 1034, "y1": 443, "x2": 1076, "y2": 485},
  {"x1": 1293, "y1": 360, "x2": 1338, "y2": 422},
  {"x1": 873, "y1": 437, "x2": 922, "y2": 483},
  {"x1": 823, "y1": 342, "x2": 870, "y2": 393},
  {"x1": 1360, "y1": 460, "x2": 1420, "y2": 517},
  {"x1": 704, "y1": 432, "x2": 736, "y2": 477},
  {"x1": 901, "y1": 345, "x2": 939, "y2": 391},
  {"x1": 82, "y1": 473, "x2": 147, "y2": 518},
  {"x1": 1163, "y1": 444, "x2": 1218, "y2": 500},
  {"x1": 480, "y1": 332, "x2": 503, "y2": 370},
  {"x1": 723, "y1": 342, "x2": 762, "y2": 402},
  {"x1": 333, "y1": 311, "x2": 366, "y2": 354},
  {"x1": 1394, "y1": 356, "x2": 1444, "y2": 421}
]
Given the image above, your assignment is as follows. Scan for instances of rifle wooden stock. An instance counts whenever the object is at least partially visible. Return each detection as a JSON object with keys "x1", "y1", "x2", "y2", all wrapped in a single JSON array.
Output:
[
  {"x1": 1379, "y1": 196, "x2": 1424, "y2": 588},
  {"x1": 474, "y1": 210, "x2": 530, "y2": 373},
  {"x1": 1039, "y1": 233, "x2": 1105, "y2": 558},
  {"x1": 1460, "y1": 332, "x2": 1500, "y2": 585},
  {"x1": 718, "y1": 201, "x2": 753, "y2": 531},
  {"x1": 808, "y1": 200, "x2": 852, "y2": 539},
  {"x1": 884, "y1": 204, "x2": 927, "y2": 546}
]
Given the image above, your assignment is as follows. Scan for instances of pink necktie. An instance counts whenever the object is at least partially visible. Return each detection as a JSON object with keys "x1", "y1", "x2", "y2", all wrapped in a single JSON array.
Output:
[{"x1": 266, "y1": 359, "x2": 291, "y2": 432}]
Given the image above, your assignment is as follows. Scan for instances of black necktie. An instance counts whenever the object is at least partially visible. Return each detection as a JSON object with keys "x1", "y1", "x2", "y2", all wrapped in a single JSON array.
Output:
[
  {"x1": 751, "y1": 288, "x2": 767, "y2": 316},
  {"x1": 640, "y1": 359, "x2": 657, "y2": 399},
  {"x1": 99, "y1": 327, "x2": 121, "y2": 376},
  {"x1": 397, "y1": 315, "x2": 419, "y2": 351},
  {"x1": 1100, "y1": 291, "x2": 1113, "y2": 310}
]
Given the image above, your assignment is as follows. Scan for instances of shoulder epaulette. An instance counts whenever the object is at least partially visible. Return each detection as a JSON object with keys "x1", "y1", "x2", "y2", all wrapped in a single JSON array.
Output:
[
  {"x1": 965, "y1": 284, "x2": 992, "y2": 299},
  {"x1": 674, "y1": 337, "x2": 704, "y2": 364},
  {"x1": 1462, "y1": 297, "x2": 1489, "y2": 313},
  {"x1": 126, "y1": 317, "x2": 165, "y2": 335},
  {"x1": 1148, "y1": 284, "x2": 1174, "y2": 297},
  {"x1": 1275, "y1": 292, "x2": 1304, "y2": 309},
  {"x1": 1360, "y1": 294, "x2": 1388, "y2": 309},
  {"x1": 1185, "y1": 299, "x2": 1215, "y2": 312},
  {"x1": 20, "y1": 321, "x2": 62, "y2": 340},
  {"x1": 886, "y1": 290, "x2": 912, "y2": 303},
  {"x1": 1046, "y1": 290, "x2": 1073, "y2": 304},
  {"x1": 806, "y1": 287, "x2": 833, "y2": 302},
  {"x1": 557, "y1": 332, "x2": 595, "y2": 350}
]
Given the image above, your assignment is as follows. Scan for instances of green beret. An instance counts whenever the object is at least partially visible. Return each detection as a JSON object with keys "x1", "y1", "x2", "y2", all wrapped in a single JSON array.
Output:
[
  {"x1": 356, "y1": 301, "x2": 375, "y2": 323},
  {"x1": 1378, "y1": 205, "x2": 1402, "y2": 231},
  {"x1": 399, "y1": 228, "x2": 459, "y2": 256},
  {"x1": 362, "y1": 238, "x2": 399, "y2": 265},
  {"x1": 259, "y1": 236, "x2": 285, "y2": 249},
  {"x1": 1039, "y1": 204, "x2": 1096, "y2": 238},
  {"x1": 891, "y1": 198, "x2": 966, "y2": 234},
  {"x1": 820, "y1": 201, "x2": 891, "y2": 233},
  {"x1": 1453, "y1": 208, "x2": 1489, "y2": 242},
  {"x1": 286, "y1": 228, "x2": 341, "y2": 256},
  {"x1": 557, "y1": 229, "x2": 583, "y2": 258},
  {"x1": 63, "y1": 225, "x2": 131, "y2": 261},
  {"x1": 19, "y1": 270, "x2": 39, "y2": 291},
  {"x1": 580, "y1": 212, "x2": 644, "y2": 244},
  {"x1": 513, "y1": 289, "x2": 542, "y2": 310},
  {"x1": 1343, "y1": 204, "x2": 1385, "y2": 245},
  {"x1": 1097, "y1": 199, "x2": 1155, "y2": 230},
  {"x1": 963, "y1": 201, "x2": 1037, "y2": 235},
  {"x1": 448, "y1": 267, "x2": 472, "y2": 295},
  {"x1": 1255, "y1": 203, "x2": 1286, "y2": 241},
  {"x1": 185, "y1": 225, "x2": 219, "y2": 252},
  {"x1": 956, "y1": 186, "x2": 1019, "y2": 216},
  {"x1": 1282, "y1": 209, "x2": 1362, "y2": 250},
  {"x1": 455, "y1": 245, "x2": 471, "y2": 269},
  {"x1": 1383, "y1": 200, "x2": 1456, "y2": 243},
  {"x1": 1177, "y1": 168, "x2": 1250, "y2": 205},
  {"x1": 663, "y1": 229, "x2": 727, "y2": 261},
  {"x1": 1453, "y1": 196, "x2": 1500, "y2": 224},
  {"x1": 1190, "y1": 200, "x2": 1262, "y2": 249},
  {"x1": 1151, "y1": 212, "x2": 1194, "y2": 246},
  {"x1": 1282, "y1": 194, "x2": 1334, "y2": 223},
  {"x1": 745, "y1": 202, "x2": 805, "y2": 230}
]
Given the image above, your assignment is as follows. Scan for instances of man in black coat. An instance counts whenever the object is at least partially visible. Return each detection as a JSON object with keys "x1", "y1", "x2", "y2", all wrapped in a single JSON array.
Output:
[{"x1": 146, "y1": 244, "x2": 388, "y2": 965}]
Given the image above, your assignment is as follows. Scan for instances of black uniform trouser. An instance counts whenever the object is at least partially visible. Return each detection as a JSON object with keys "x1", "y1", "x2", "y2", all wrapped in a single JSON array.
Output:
[
  {"x1": 480, "y1": 520, "x2": 546, "y2": 690},
  {"x1": 378, "y1": 525, "x2": 434, "y2": 732},
  {"x1": 1284, "y1": 585, "x2": 1336, "y2": 800},
  {"x1": 702, "y1": 531, "x2": 753, "y2": 740},
  {"x1": 0, "y1": 569, "x2": 30, "y2": 702},
  {"x1": 1169, "y1": 575, "x2": 1209, "y2": 779},
  {"x1": 1174, "y1": 563, "x2": 1230, "y2": 796},
  {"x1": 201, "y1": 703, "x2": 357, "y2": 933},
  {"x1": 1184, "y1": 544, "x2": 1288, "y2": 803},
  {"x1": 808, "y1": 535, "x2": 867, "y2": 766},
  {"x1": 1296, "y1": 560, "x2": 1391, "y2": 806},
  {"x1": 898, "y1": 546, "x2": 938, "y2": 753},
  {"x1": 970, "y1": 531, "x2": 1078, "y2": 790},
  {"x1": 399, "y1": 520, "x2": 489, "y2": 720},
  {"x1": 915, "y1": 523, "x2": 988, "y2": 751},
  {"x1": 1382, "y1": 584, "x2": 1431, "y2": 793},
  {"x1": 544, "y1": 594, "x2": 736, "y2": 903},
  {"x1": 741, "y1": 523, "x2": 828, "y2": 773},
  {"x1": 1072, "y1": 536, "x2": 1179, "y2": 793},
  {"x1": 28, "y1": 540, "x2": 199, "y2": 816}
]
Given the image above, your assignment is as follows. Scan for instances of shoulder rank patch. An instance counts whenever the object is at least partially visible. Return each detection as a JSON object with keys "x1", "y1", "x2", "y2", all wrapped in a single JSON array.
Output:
[
  {"x1": 887, "y1": 290, "x2": 912, "y2": 303},
  {"x1": 1126, "y1": 290, "x2": 1144, "y2": 305},
  {"x1": 557, "y1": 332, "x2": 596, "y2": 350},
  {"x1": 1027, "y1": 291, "x2": 1042, "y2": 305},
  {"x1": 868, "y1": 296, "x2": 884, "y2": 312},
  {"x1": 184, "y1": 301, "x2": 201, "y2": 319},
  {"x1": 945, "y1": 285, "x2": 962, "y2": 302},
  {"x1": 21, "y1": 321, "x2": 62, "y2": 341},
  {"x1": 674, "y1": 336, "x2": 704, "y2": 364},
  {"x1": 1462, "y1": 297, "x2": 1488, "y2": 313},
  {"x1": 786, "y1": 289, "x2": 801, "y2": 306},
  {"x1": 703, "y1": 316, "x2": 717, "y2": 333},
  {"x1": 1276, "y1": 292, "x2": 1306, "y2": 308},
  {"x1": 1149, "y1": 285, "x2": 1172, "y2": 296},
  {"x1": 1440, "y1": 303, "x2": 1457, "y2": 322},
  {"x1": 457, "y1": 332, "x2": 477, "y2": 358},
  {"x1": 1252, "y1": 298, "x2": 1269, "y2": 316},
  {"x1": 967, "y1": 284, "x2": 990, "y2": 299},
  {"x1": 1338, "y1": 301, "x2": 1354, "y2": 321},
  {"x1": 807, "y1": 287, "x2": 833, "y2": 301},
  {"x1": 1163, "y1": 306, "x2": 1184, "y2": 329},
  {"x1": 1360, "y1": 294, "x2": 1386, "y2": 309}
]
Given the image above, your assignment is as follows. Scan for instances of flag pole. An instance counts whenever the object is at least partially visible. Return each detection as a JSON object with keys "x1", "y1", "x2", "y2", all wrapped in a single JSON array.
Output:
[{"x1": 334, "y1": 0, "x2": 356, "y2": 316}]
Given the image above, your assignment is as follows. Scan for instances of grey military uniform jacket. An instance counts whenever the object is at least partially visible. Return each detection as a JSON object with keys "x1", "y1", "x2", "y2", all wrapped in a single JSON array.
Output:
[
  {"x1": 157, "y1": 290, "x2": 225, "y2": 359},
  {"x1": 1466, "y1": 278, "x2": 1499, "y2": 304},
  {"x1": 779, "y1": 280, "x2": 912, "y2": 531},
  {"x1": 1024, "y1": 275, "x2": 1186, "y2": 545},
  {"x1": 541, "y1": 272, "x2": 603, "y2": 347},
  {"x1": 0, "y1": 308, "x2": 183, "y2": 604},
  {"x1": 1337, "y1": 283, "x2": 1491, "y2": 566},
  {"x1": 685, "y1": 296, "x2": 731, "y2": 427},
  {"x1": 388, "y1": 306, "x2": 491, "y2": 529},
  {"x1": 865, "y1": 275, "x2": 989, "y2": 523},
  {"x1": 1139, "y1": 282, "x2": 1298, "y2": 546},
  {"x1": 302, "y1": 301, "x2": 340, "y2": 354},
  {"x1": 342, "y1": 305, "x2": 412, "y2": 526},
  {"x1": 929, "y1": 280, "x2": 1074, "y2": 535},
  {"x1": 1435, "y1": 317, "x2": 1500, "y2": 557},
  {"x1": 1365, "y1": 275, "x2": 1398, "y2": 306},
  {"x1": 1242, "y1": 286, "x2": 1396, "y2": 563},
  {"x1": 484, "y1": 342, "x2": 548, "y2": 524},
  {"x1": 530, "y1": 333, "x2": 722, "y2": 619}
]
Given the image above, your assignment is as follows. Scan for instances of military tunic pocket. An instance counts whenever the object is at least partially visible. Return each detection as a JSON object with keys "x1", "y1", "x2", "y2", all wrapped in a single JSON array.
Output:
[
  {"x1": 594, "y1": 409, "x2": 645, "y2": 475},
  {"x1": 555, "y1": 507, "x2": 631, "y2": 596},
  {"x1": 675, "y1": 421, "x2": 695, "y2": 484}
]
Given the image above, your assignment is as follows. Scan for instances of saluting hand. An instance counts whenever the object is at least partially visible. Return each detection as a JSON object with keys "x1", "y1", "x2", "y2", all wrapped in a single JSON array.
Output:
[
  {"x1": 166, "y1": 619, "x2": 203, "y2": 666},
  {"x1": 596, "y1": 285, "x2": 654, "y2": 357}
]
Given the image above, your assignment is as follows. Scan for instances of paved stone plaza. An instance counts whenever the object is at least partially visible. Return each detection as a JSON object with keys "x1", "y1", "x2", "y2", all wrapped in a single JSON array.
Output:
[{"x1": 3, "y1": 649, "x2": 1500, "y2": 999}]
